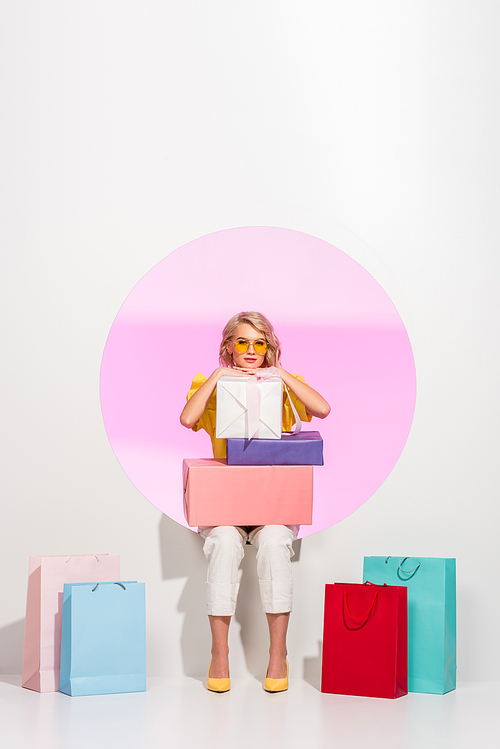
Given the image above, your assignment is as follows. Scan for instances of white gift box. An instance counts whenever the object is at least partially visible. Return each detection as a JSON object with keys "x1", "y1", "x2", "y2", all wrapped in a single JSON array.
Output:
[{"x1": 215, "y1": 376, "x2": 283, "y2": 439}]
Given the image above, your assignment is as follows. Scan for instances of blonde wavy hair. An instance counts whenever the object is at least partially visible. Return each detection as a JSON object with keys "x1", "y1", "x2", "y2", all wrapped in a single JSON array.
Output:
[{"x1": 219, "y1": 311, "x2": 281, "y2": 368}]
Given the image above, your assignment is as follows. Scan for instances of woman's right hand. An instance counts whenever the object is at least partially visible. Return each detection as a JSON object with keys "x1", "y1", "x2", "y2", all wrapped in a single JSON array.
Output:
[{"x1": 214, "y1": 367, "x2": 248, "y2": 379}]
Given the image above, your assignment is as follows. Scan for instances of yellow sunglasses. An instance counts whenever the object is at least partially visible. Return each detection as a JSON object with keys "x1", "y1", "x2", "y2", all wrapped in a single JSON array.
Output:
[{"x1": 232, "y1": 337, "x2": 268, "y2": 354}]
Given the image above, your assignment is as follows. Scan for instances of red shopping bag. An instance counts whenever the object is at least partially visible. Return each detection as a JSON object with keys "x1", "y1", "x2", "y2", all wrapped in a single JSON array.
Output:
[{"x1": 321, "y1": 582, "x2": 407, "y2": 699}]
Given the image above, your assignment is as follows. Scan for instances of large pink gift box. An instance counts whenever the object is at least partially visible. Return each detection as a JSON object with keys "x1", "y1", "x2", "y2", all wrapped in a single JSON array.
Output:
[{"x1": 183, "y1": 458, "x2": 313, "y2": 526}]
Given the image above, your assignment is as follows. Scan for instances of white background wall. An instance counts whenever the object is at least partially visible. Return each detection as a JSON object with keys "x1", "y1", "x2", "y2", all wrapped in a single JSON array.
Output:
[{"x1": 1, "y1": 1, "x2": 499, "y2": 682}]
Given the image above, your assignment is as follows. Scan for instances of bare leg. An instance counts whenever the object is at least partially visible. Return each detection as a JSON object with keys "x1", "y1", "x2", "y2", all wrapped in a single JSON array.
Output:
[
  {"x1": 266, "y1": 612, "x2": 289, "y2": 678},
  {"x1": 208, "y1": 615, "x2": 231, "y2": 678}
]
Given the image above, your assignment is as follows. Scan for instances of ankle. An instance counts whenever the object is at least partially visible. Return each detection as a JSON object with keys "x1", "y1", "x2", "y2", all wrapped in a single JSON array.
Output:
[
  {"x1": 269, "y1": 646, "x2": 287, "y2": 658},
  {"x1": 211, "y1": 647, "x2": 229, "y2": 660}
]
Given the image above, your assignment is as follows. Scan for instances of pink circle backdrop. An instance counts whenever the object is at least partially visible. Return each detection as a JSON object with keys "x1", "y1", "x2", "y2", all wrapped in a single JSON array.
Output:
[{"x1": 100, "y1": 227, "x2": 416, "y2": 538}]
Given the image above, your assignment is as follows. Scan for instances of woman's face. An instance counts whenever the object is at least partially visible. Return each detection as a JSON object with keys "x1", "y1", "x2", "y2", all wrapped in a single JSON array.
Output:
[{"x1": 227, "y1": 322, "x2": 267, "y2": 369}]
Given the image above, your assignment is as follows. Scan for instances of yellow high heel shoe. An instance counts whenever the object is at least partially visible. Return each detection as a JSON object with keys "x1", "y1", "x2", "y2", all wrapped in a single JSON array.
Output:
[
  {"x1": 207, "y1": 660, "x2": 230, "y2": 693},
  {"x1": 264, "y1": 660, "x2": 289, "y2": 693}
]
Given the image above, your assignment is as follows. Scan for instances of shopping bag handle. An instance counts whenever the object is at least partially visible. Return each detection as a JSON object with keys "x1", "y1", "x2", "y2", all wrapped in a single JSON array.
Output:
[
  {"x1": 91, "y1": 582, "x2": 127, "y2": 592},
  {"x1": 384, "y1": 556, "x2": 421, "y2": 575},
  {"x1": 398, "y1": 557, "x2": 421, "y2": 574},
  {"x1": 343, "y1": 589, "x2": 378, "y2": 620}
]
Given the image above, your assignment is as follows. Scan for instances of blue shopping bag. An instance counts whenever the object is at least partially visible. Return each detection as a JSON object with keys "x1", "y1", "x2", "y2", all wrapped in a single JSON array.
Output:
[
  {"x1": 362, "y1": 557, "x2": 456, "y2": 694},
  {"x1": 59, "y1": 581, "x2": 146, "y2": 696}
]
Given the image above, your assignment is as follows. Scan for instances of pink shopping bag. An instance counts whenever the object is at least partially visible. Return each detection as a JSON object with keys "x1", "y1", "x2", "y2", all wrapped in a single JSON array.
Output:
[{"x1": 22, "y1": 554, "x2": 120, "y2": 692}]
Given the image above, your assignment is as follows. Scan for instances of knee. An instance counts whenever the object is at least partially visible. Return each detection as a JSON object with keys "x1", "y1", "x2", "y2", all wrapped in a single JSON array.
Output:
[
  {"x1": 203, "y1": 526, "x2": 244, "y2": 562},
  {"x1": 256, "y1": 526, "x2": 295, "y2": 560}
]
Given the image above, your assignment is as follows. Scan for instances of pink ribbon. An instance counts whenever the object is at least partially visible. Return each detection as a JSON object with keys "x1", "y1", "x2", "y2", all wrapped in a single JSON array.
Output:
[{"x1": 245, "y1": 367, "x2": 302, "y2": 439}]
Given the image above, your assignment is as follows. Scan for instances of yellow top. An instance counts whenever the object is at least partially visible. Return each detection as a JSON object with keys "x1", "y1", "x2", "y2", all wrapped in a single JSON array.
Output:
[{"x1": 186, "y1": 372, "x2": 313, "y2": 459}]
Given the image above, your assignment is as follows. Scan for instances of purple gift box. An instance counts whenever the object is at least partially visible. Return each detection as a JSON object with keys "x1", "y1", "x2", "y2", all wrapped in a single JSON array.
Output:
[{"x1": 226, "y1": 431, "x2": 324, "y2": 466}]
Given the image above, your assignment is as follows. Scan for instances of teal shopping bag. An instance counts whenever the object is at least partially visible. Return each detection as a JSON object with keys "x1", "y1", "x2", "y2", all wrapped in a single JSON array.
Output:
[
  {"x1": 59, "y1": 581, "x2": 146, "y2": 696},
  {"x1": 362, "y1": 557, "x2": 456, "y2": 694}
]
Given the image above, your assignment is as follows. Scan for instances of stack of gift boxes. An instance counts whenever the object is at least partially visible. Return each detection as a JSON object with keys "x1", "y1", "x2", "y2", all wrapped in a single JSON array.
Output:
[{"x1": 183, "y1": 374, "x2": 324, "y2": 528}]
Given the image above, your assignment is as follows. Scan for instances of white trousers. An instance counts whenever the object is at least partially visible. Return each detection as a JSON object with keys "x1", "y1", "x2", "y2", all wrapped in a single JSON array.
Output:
[{"x1": 200, "y1": 525, "x2": 298, "y2": 616}]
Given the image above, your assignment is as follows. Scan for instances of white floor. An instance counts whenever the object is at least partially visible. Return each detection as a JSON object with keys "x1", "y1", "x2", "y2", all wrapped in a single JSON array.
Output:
[{"x1": 1, "y1": 676, "x2": 497, "y2": 749}]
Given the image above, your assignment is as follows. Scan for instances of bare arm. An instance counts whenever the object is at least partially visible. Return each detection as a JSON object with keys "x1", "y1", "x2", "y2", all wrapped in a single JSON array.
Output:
[
  {"x1": 278, "y1": 368, "x2": 331, "y2": 419},
  {"x1": 180, "y1": 368, "x2": 248, "y2": 429}
]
